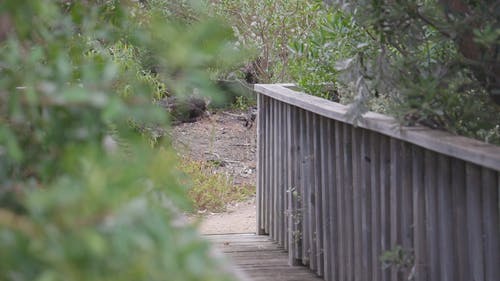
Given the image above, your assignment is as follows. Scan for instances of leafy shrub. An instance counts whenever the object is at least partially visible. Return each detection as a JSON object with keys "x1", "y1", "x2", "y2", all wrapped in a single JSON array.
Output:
[
  {"x1": 208, "y1": 0, "x2": 326, "y2": 83},
  {"x1": 288, "y1": 7, "x2": 373, "y2": 100},
  {"x1": 286, "y1": 1, "x2": 500, "y2": 144}
]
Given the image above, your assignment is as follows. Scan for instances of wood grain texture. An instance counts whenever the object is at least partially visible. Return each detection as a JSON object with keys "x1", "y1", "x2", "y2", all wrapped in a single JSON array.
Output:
[
  {"x1": 283, "y1": 103, "x2": 289, "y2": 251},
  {"x1": 437, "y1": 155, "x2": 454, "y2": 281},
  {"x1": 425, "y1": 151, "x2": 440, "y2": 281},
  {"x1": 412, "y1": 146, "x2": 427, "y2": 281},
  {"x1": 206, "y1": 234, "x2": 322, "y2": 281},
  {"x1": 287, "y1": 104, "x2": 302, "y2": 265},
  {"x1": 299, "y1": 109, "x2": 309, "y2": 265},
  {"x1": 256, "y1": 92, "x2": 500, "y2": 281},
  {"x1": 379, "y1": 136, "x2": 391, "y2": 281},
  {"x1": 352, "y1": 127, "x2": 363, "y2": 281},
  {"x1": 263, "y1": 96, "x2": 270, "y2": 234},
  {"x1": 254, "y1": 84, "x2": 500, "y2": 171},
  {"x1": 370, "y1": 132, "x2": 382, "y2": 281},
  {"x1": 481, "y1": 169, "x2": 499, "y2": 281},
  {"x1": 343, "y1": 123, "x2": 354, "y2": 281},
  {"x1": 327, "y1": 119, "x2": 338, "y2": 281},
  {"x1": 256, "y1": 94, "x2": 264, "y2": 234},
  {"x1": 312, "y1": 114, "x2": 324, "y2": 277},
  {"x1": 320, "y1": 117, "x2": 335, "y2": 281},
  {"x1": 276, "y1": 101, "x2": 284, "y2": 247},
  {"x1": 306, "y1": 111, "x2": 317, "y2": 272},
  {"x1": 451, "y1": 159, "x2": 469, "y2": 281},
  {"x1": 360, "y1": 130, "x2": 372, "y2": 281},
  {"x1": 389, "y1": 138, "x2": 402, "y2": 281},
  {"x1": 466, "y1": 163, "x2": 485, "y2": 281},
  {"x1": 334, "y1": 121, "x2": 346, "y2": 281}
]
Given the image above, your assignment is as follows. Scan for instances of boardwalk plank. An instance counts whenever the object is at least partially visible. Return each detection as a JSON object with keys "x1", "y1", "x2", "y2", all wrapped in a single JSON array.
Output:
[{"x1": 208, "y1": 234, "x2": 322, "y2": 281}]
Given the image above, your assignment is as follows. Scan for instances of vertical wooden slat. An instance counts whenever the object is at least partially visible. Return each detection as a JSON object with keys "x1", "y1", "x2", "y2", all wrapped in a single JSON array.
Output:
[
  {"x1": 466, "y1": 163, "x2": 484, "y2": 281},
  {"x1": 283, "y1": 103, "x2": 289, "y2": 248},
  {"x1": 283, "y1": 103, "x2": 289, "y2": 250},
  {"x1": 313, "y1": 114, "x2": 323, "y2": 277},
  {"x1": 256, "y1": 94, "x2": 264, "y2": 234},
  {"x1": 389, "y1": 139, "x2": 402, "y2": 281},
  {"x1": 273, "y1": 99, "x2": 279, "y2": 241},
  {"x1": 306, "y1": 111, "x2": 317, "y2": 270},
  {"x1": 379, "y1": 135, "x2": 391, "y2": 281},
  {"x1": 280, "y1": 103, "x2": 288, "y2": 245},
  {"x1": 269, "y1": 98, "x2": 274, "y2": 238},
  {"x1": 321, "y1": 117, "x2": 334, "y2": 281},
  {"x1": 264, "y1": 96, "x2": 270, "y2": 234},
  {"x1": 437, "y1": 155, "x2": 454, "y2": 281},
  {"x1": 287, "y1": 105, "x2": 302, "y2": 265},
  {"x1": 412, "y1": 145, "x2": 426, "y2": 281},
  {"x1": 425, "y1": 150, "x2": 439, "y2": 281},
  {"x1": 370, "y1": 132, "x2": 381, "y2": 281},
  {"x1": 268, "y1": 98, "x2": 274, "y2": 238},
  {"x1": 343, "y1": 123, "x2": 354, "y2": 281},
  {"x1": 481, "y1": 168, "x2": 499, "y2": 281},
  {"x1": 295, "y1": 107, "x2": 303, "y2": 263},
  {"x1": 401, "y1": 142, "x2": 413, "y2": 251},
  {"x1": 334, "y1": 121, "x2": 346, "y2": 281},
  {"x1": 352, "y1": 127, "x2": 363, "y2": 281},
  {"x1": 451, "y1": 159, "x2": 469, "y2": 281},
  {"x1": 299, "y1": 109, "x2": 309, "y2": 265},
  {"x1": 361, "y1": 130, "x2": 372, "y2": 281},
  {"x1": 328, "y1": 119, "x2": 338, "y2": 281},
  {"x1": 276, "y1": 101, "x2": 284, "y2": 246}
]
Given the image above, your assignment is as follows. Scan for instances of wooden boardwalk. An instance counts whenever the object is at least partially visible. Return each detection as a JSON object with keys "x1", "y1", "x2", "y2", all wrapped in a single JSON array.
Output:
[{"x1": 207, "y1": 233, "x2": 322, "y2": 281}]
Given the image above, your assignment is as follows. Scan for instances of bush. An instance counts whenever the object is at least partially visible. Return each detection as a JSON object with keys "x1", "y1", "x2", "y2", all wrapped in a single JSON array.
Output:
[
  {"x1": 208, "y1": 0, "x2": 326, "y2": 83},
  {"x1": 286, "y1": 1, "x2": 500, "y2": 144},
  {"x1": 288, "y1": 7, "x2": 373, "y2": 100}
]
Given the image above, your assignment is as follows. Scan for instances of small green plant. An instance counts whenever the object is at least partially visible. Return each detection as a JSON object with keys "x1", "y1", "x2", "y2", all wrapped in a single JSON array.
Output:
[
  {"x1": 380, "y1": 245, "x2": 414, "y2": 271},
  {"x1": 232, "y1": 95, "x2": 255, "y2": 111},
  {"x1": 180, "y1": 159, "x2": 255, "y2": 213}
]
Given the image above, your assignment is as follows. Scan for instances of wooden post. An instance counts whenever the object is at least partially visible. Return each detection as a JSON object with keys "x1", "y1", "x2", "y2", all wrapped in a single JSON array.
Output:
[{"x1": 256, "y1": 94, "x2": 266, "y2": 235}]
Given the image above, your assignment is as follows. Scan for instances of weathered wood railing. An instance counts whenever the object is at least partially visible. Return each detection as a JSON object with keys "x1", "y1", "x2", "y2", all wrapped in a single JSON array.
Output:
[{"x1": 255, "y1": 84, "x2": 500, "y2": 281}]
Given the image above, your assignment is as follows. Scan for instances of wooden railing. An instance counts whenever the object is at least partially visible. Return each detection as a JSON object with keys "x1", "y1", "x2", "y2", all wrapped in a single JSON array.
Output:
[{"x1": 255, "y1": 84, "x2": 500, "y2": 281}]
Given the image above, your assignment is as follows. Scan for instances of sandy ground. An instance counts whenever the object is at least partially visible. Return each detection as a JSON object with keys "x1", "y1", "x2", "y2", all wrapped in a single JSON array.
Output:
[
  {"x1": 171, "y1": 109, "x2": 257, "y2": 234},
  {"x1": 196, "y1": 197, "x2": 256, "y2": 234}
]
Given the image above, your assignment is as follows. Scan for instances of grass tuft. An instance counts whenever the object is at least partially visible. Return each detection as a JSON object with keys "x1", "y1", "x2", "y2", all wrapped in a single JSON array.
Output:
[{"x1": 179, "y1": 158, "x2": 254, "y2": 213}]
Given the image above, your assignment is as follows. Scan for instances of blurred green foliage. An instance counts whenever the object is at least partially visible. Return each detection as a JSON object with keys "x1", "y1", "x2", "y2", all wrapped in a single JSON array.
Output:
[{"x1": 0, "y1": 1, "x2": 238, "y2": 280}]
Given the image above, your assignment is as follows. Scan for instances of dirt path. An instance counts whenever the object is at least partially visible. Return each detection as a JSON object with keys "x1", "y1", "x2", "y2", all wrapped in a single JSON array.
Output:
[
  {"x1": 171, "y1": 110, "x2": 257, "y2": 234},
  {"x1": 197, "y1": 198, "x2": 256, "y2": 234}
]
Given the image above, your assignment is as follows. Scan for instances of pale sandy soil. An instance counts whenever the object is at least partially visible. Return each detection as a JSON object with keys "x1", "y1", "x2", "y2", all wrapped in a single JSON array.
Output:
[
  {"x1": 196, "y1": 197, "x2": 256, "y2": 234},
  {"x1": 171, "y1": 109, "x2": 257, "y2": 234}
]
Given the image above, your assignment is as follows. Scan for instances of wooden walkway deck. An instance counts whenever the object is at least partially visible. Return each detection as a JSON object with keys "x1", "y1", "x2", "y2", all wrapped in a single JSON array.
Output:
[{"x1": 207, "y1": 233, "x2": 322, "y2": 281}]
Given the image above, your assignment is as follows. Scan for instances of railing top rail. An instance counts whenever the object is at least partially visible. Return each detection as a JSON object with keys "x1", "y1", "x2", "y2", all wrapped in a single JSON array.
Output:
[{"x1": 254, "y1": 84, "x2": 500, "y2": 171}]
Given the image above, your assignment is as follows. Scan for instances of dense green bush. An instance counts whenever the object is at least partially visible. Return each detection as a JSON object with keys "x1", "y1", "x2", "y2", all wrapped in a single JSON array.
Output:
[
  {"x1": 338, "y1": 0, "x2": 500, "y2": 144},
  {"x1": 208, "y1": 0, "x2": 326, "y2": 83},
  {"x1": 287, "y1": 1, "x2": 500, "y2": 144},
  {"x1": 288, "y1": 8, "x2": 374, "y2": 101},
  {"x1": 0, "y1": 1, "x2": 238, "y2": 280}
]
